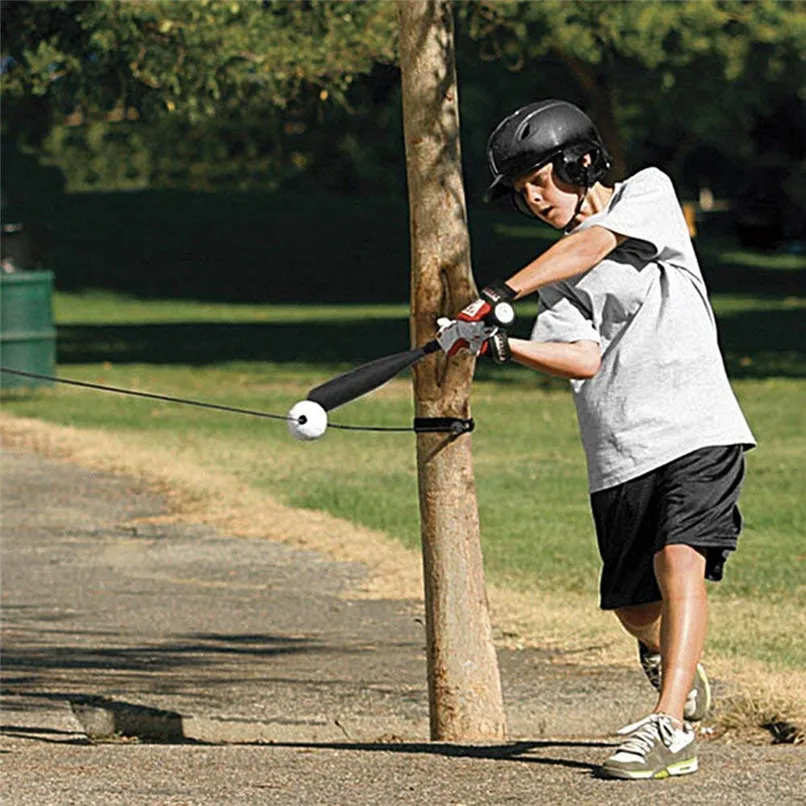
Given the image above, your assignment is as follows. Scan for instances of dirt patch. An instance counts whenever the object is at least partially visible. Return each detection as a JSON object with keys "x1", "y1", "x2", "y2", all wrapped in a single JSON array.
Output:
[{"x1": 2, "y1": 413, "x2": 803, "y2": 739}]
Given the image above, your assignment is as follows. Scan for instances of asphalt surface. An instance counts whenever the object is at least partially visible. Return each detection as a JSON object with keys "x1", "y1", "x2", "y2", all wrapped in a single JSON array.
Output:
[{"x1": 1, "y1": 447, "x2": 804, "y2": 805}]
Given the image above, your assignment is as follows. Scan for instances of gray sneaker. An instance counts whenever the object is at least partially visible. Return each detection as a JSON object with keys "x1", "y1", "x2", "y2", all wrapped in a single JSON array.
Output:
[
  {"x1": 638, "y1": 641, "x2": 711, "y2": 722},
  {"x1": 600, "y1": 713, "x2": 698, "y2": 780}
]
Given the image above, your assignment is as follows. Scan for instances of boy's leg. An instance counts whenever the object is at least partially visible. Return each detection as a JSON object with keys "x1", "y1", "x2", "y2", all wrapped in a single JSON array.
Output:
[
  {"x1": 601, "y1": 549, "x2": 705, "y2": 780},
  {"x1": 652, "y1": 544, "x2": 708, "y2": 723},
  {"x1": 615, "y1": 593, "x2": 711, "y2": 722},
  {"x1": 598, "y1": 447, "x2": 744, "y2": 778},
  {"x1": 615, "y1": 601, "x2": 661, "y2": 651}
]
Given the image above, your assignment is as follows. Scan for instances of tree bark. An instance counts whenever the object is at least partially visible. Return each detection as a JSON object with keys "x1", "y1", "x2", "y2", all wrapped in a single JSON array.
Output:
[
  {"x1": 560, "y1": 53, "x2": 627, "y2": 180},
  {"x1": 396, "y1": 0, "x2": 506, "y2": 742}
]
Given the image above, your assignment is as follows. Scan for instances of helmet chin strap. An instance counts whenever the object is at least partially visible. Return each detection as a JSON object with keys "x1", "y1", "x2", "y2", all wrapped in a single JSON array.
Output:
[
  {"x1": 562, "y1": 186, "x2": 588, "y2": 232},
  {"x1": 562, "y1": 165, "x2": 591, "y2": 232},
  {"x1": 512, "y1": 166, "x2": 591, "y2": 230}
]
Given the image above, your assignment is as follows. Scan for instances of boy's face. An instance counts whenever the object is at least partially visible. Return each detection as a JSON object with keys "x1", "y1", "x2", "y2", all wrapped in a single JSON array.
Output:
[{"x1": 513, "y1": 161, "x2": 584, "y2": 228}]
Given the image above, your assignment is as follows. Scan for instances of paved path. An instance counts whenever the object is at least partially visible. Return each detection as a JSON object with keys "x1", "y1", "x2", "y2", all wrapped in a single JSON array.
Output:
[{"x1": 1, "y1": 448, "x2": 803, "y2": 805}]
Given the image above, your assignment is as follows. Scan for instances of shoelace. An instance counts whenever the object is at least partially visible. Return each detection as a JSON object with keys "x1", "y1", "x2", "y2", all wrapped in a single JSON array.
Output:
[{"x1": 616, "y1": 714, "x2": 676, "y2": 759}]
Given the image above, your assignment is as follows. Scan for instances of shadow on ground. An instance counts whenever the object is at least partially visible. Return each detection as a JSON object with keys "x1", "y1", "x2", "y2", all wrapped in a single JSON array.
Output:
[
  {"x1": 1, "y1": 622, "x2": 365, "y2": 699},
  {"x1": 265, "y1": 739, "x2": 608, "y2": 773},
  {"x1": 1, "y1": 691, "x2": 608, "y2": 775},
  {"x1": 56, "y1": 319, "x2": 411, "y2": 367}
]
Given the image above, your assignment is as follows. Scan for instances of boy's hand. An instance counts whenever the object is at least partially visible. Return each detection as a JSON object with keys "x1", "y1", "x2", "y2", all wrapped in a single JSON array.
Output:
[
  {"x1": 459, "y1": 282, "x2": 517, "y2": 328},
  {"x1": 436, "y1": 317, "x2": 498, "y2": 357}
]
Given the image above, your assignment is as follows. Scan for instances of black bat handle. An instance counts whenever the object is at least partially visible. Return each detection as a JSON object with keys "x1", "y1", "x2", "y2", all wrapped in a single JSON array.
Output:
[{"x1": 307, "y1": 340, "x2": 440, "y2": 412}]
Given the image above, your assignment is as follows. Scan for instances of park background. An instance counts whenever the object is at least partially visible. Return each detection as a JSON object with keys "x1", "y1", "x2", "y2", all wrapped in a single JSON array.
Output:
[{"x1": 1, "y1": 0, "x2": 805, "y2": 738}]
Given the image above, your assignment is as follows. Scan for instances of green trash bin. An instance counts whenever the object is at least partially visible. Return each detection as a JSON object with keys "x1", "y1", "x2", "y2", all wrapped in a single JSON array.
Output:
[{"x1": 0, "y1": 270, "x2": 56, "y2": 389}]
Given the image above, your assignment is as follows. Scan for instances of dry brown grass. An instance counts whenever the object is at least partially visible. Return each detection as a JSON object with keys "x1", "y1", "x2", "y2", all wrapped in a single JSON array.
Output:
[
  {"x1": 2, "y1": 412, "x2": 803, "y2": 740},
  {"x1": 713, "y1": 693, "x2": 805, "y2": 745}
]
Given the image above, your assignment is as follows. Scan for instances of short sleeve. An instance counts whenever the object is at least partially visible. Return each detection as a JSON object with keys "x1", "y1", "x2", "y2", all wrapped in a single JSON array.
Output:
[
  {"x1": 575, "y1": 168, "x2": 691, "y2": 265},
  {"x1": 531, "y1": 284, "x2": 601, "y2": 344}
]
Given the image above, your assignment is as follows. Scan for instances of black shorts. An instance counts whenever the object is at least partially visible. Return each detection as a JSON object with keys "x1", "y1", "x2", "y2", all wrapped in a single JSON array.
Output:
[{"x1": 591, "y1": 445, "x2": 747, "y2": 611}]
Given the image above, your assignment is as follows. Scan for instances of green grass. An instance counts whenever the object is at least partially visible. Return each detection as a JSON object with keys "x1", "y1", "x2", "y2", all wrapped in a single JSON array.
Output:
[
  {"x1": 2, "y1": 284, "x2": 805, "y2": 668},
  {"x1": 53, "y1": 290, "x2": 411, "y2": 326}
]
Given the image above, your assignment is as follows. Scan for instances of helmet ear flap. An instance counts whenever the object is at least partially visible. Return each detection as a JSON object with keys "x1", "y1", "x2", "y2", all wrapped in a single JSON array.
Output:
[
  {"x1": 589, "y1": 146, "x2": 612, "y2": 184},
  {"x1": 554, "y1": 144, "x2": 591, "y2": 186},
  {"x1": 554, "y1": 142, "x2": 612, "y2": 187}
]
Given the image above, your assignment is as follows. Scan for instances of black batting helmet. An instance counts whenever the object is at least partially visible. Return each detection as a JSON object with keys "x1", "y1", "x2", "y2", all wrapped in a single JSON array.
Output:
[{"x1": 485, "y1": 99, "x2": 611, "y2": 202}]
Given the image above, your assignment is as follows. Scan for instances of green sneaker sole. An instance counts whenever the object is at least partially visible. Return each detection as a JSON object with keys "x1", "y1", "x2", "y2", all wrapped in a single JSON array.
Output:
[{"x1": 600, "y1": 755, "x2": 699, "y2": 780}]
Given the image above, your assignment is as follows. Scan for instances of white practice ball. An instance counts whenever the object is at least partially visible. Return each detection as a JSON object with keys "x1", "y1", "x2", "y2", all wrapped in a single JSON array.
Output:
[{"x1": 287, "y1": 400, "x2": 328, "y2": 441}]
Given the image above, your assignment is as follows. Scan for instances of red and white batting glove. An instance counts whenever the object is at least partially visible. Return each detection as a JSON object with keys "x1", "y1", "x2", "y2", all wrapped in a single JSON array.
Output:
[
  {"x1": 458, "y1": 282, "x2": 517, "y2": 328},
  {"x1": 436, "y1": 317, "x2": 498, "y2": 357}
]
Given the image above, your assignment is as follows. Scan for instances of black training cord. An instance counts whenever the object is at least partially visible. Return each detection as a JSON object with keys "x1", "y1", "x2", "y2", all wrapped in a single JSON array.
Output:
[{"x1": 0, "y1": 367, "x2": 456, "y2": 434}]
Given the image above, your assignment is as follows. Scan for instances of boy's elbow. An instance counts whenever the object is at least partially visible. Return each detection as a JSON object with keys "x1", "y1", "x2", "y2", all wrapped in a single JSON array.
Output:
[
  {"x1": 573, "y1": 360, "x2": 600, "y2": 380},
  {"x1": 571, "y1": 342, "x2": 602, "y2": 379}
]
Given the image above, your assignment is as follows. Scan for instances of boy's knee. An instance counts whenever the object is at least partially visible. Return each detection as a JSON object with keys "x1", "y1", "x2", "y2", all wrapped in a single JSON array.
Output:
[{"x1": 654, "y1": 543, "x2": 706, "y2": 576}]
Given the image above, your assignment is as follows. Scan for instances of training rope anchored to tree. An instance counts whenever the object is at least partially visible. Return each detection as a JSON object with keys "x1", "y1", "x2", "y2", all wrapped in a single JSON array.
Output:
[
  {"x1": 0, "y1": 299, "x2": 513, "y2": 441},
  {"x1": 0, "y1": 366, "x2": 436, "y2": 436}
]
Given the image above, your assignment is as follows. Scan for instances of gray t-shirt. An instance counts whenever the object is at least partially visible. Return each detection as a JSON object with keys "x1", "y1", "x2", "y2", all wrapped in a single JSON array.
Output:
[{"x1": 532, "y1": 167, "x2": 755, "y2": 492}]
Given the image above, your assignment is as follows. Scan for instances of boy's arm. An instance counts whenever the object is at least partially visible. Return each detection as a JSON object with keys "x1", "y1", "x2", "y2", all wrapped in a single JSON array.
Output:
[
  {"x1": 505, "y1": 225, "x2": 626, "y2": 299},
  {"x1": 508, "y1": 337, "x2": 601, "y2": 380},
  {"x1": 458, "y1": 226, "x2": 625, "y2": 326}
]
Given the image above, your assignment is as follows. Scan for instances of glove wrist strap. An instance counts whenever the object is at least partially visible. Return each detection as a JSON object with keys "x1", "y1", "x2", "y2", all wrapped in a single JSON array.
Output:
[
  {"x1": 489, "y1": 331, "x2": 511, "y2": 364},
  {"x1": 481, "y1": 281, "x2": 517, "y2": 304}
]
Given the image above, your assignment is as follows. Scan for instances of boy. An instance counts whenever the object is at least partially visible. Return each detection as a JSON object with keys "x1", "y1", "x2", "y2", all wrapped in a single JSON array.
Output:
[{"x1": 436, "y1": 99, "x2": 754, "y2": 779}]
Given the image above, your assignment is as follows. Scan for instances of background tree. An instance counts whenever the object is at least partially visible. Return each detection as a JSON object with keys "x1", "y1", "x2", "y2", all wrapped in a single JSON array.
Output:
[{"x1": 459, "y1": 0, "x2": 806, "y2": 241}]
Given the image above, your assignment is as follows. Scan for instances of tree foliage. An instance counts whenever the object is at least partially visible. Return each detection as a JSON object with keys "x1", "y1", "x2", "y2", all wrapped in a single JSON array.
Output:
[
  {"x1": 1, "y1": 0, "x2": 401, "y2": 193},
  {"x1": 2, "y1": 0, "x2": 805, "y2": 238},
  {"x1": 1, "y1": 0, "x2": 397, "y2": 122}
]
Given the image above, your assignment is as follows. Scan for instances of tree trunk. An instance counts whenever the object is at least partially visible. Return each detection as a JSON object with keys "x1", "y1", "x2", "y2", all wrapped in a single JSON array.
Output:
[
  {"x1": 396, "y1": 0, "x2": 506, "y2": 743},
  {"x1": 561, "y1": 54, "x2": 627, "y2": 180}
]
